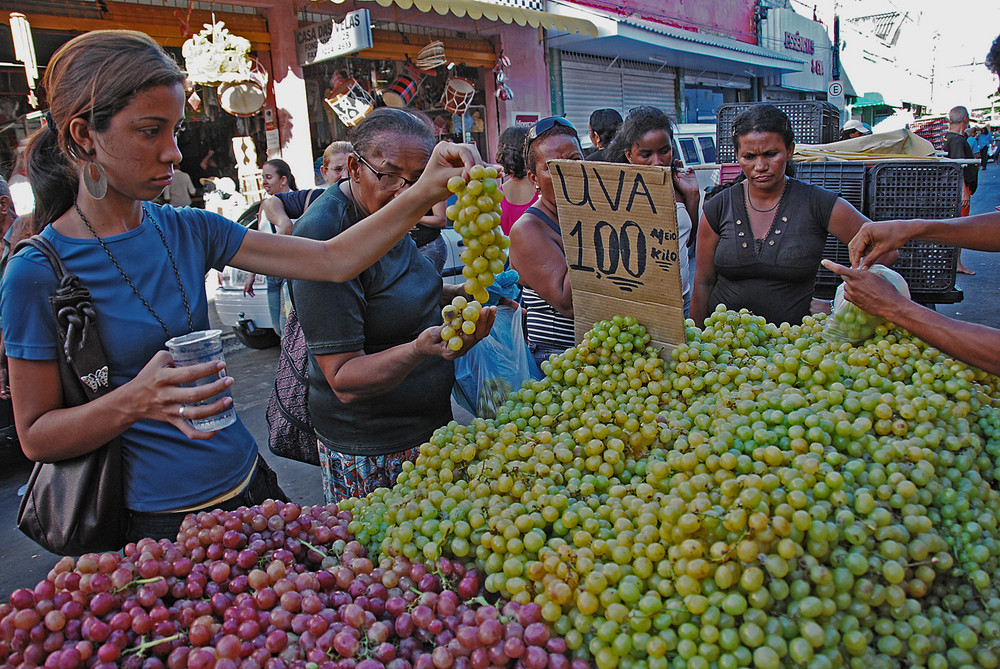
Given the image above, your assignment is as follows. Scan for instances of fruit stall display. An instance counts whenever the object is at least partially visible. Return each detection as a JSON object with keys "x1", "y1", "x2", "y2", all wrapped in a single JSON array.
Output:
[
  {"x1": 910, "y1": 117, "x2": 948, "y2": 152},
  {"x1": 3, "y1": 305, "x2": 1000, "y2": 668}
]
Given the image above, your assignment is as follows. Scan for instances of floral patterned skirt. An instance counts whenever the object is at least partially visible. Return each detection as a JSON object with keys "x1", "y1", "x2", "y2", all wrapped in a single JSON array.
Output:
[{"x1": 317, "y1": 439, "x2": 419, "y2": 504}]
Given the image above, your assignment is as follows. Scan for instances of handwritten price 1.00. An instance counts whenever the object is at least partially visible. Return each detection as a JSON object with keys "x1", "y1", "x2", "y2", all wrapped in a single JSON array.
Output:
[{"x1": 568, "y1": 220, "x2": 674, "y2": 278}]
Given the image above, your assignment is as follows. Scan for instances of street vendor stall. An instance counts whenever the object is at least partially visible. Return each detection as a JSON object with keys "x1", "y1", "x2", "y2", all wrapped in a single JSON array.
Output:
[{"x1": 4, "y1": 157, "x2": 1000, "y2": 669}]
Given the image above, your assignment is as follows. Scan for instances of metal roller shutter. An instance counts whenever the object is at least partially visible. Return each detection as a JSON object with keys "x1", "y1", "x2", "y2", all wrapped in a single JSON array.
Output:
[
  {"x1": 622, "y1": 72, "x2": 677, "y2": 117},
  {"x1": 560, "y1": 52, "x2": 677, "y2": 149},
  {"x1": 561, "y1": 55, "x2": 624, "y2": 145}
]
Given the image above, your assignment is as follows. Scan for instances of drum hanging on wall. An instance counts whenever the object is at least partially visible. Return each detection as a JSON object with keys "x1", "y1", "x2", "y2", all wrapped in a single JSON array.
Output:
[
  {"x1": 442, "y1": 77, "x2": 476, "y2": 114},
  {"x1": 218, "y1": 81, "x2": 265, "y2": 116},
  {"x1": 324, "y1": 78, "x2": 375, "y2": 127},
  {"x1": 382, "y1": 73, "x2": 419, "y2": 107},
  {"x1": 217, "y1": 64, "x2": 268, "y2": 117}
]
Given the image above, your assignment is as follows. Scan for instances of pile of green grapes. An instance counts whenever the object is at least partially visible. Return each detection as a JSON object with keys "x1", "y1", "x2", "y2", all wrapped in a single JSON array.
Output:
[
  {"x1": 344, "y1": 307, "x2": 1000, "y2": 669},
  {"x1": 440, "y1": 166, "x2": 508, "y2": 351}
]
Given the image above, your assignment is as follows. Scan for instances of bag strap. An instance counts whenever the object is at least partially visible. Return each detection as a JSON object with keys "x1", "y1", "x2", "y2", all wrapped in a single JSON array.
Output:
[
  {"x1": 13, "y1": 234, "x2": 113, "y2": 403},
  {"x1": 13, "y1": 235, "x2": 69, "y2": 281}
]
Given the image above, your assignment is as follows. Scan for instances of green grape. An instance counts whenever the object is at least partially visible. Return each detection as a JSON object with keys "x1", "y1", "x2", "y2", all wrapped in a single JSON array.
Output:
[
  {"x1": 439, "y1": 170, "x2": 507, "y2": 351},
  {"x1": 347, "y1": 308, "x2": 1000, "y2": 668}
]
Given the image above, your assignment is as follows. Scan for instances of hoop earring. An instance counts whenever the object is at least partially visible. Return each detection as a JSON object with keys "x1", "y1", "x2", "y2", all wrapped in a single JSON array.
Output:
[{"x1": 83, "y1": 149, "x2": 108, "y2": 200}]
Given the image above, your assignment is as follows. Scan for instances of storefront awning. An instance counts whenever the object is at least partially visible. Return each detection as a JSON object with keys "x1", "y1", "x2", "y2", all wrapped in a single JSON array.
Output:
[
  {"x1": 852, "y1": 92, "x2": 900, "y2": 109},
  {"x1": 547, "y1": 11, "x2": 804, "y2": 77},
  {"x1": 319, "y1": 0, "x2": 599, "y2": 37}
]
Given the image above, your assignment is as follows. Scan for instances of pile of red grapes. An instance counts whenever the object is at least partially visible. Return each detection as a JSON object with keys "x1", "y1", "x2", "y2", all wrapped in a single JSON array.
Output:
[{"x1": 0, "y1": 500, "x2": 579, "y2": 668}]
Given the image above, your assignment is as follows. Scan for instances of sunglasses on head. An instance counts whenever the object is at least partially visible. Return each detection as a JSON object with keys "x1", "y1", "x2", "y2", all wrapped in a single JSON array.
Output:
[{"x1": 526, "y1": 116, "x2": 576, "y2": 142}]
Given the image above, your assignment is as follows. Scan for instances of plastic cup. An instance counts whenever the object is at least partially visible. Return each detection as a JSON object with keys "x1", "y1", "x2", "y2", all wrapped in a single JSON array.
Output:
[{"x1": 165, "y1": 329, "x2": 237, "y2": 432}]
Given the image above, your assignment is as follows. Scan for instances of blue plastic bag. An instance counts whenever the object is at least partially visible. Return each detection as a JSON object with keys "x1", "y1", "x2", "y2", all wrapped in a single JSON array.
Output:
[{"x1": 453, "y1": 304, "x2": 540, "y2": 418}]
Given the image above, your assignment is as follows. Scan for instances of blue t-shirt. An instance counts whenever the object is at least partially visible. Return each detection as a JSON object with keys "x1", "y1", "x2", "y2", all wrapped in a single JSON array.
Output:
[{"x1": 0, "y1": 204, "x2": 256, "y2": 512}]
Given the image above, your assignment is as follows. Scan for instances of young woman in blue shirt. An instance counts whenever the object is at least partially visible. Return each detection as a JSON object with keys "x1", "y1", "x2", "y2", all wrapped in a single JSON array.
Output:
[{"x1": 1, "y1": 30, "x2": 488, "y2": 542}]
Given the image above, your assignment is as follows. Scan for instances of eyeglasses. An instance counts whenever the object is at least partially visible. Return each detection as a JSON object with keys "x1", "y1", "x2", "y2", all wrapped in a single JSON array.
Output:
[
  {"x1": 355, "y1": 153, "x2": 419, "y2": 191},
  {"x1": 526, "y1": 117, "x2": 576, "y2": 143}
]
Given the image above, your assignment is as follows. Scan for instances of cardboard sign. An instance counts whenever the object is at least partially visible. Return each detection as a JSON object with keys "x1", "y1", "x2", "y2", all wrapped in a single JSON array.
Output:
[{"x1": 549, "y1": 159, "x2": 686, "y2": 355}]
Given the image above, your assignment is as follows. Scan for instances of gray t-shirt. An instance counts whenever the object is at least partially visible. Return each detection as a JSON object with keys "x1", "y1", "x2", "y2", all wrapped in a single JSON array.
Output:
[
  {"x1": 290, "y1": 186, "x2": 453, "y2": 456},
  {"x1": 705, "y1": 178, "x2": 837, "y2": 325}
]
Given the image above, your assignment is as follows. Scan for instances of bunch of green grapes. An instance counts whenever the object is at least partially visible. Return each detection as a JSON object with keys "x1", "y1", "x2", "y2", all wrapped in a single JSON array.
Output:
[
  {"x1": 344, "y1": 308, "x2": 1000, "y2": 669},
  {"x1": 439, "y1": 165, "x2": 509, "y2": 351}
]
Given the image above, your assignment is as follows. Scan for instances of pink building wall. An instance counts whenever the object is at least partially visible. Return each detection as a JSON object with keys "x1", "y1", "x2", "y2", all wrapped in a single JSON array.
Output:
[
  {"x1": 569, "y1": 0, "x2": 758, "y2": 44},
  {"x1": 494, "y1": 24, "x2": 552, "y2": 130}
]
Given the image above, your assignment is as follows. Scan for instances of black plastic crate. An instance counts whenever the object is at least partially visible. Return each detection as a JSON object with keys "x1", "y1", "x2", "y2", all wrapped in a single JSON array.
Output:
[
  {"x1": 812, "y1": 162, "x2": 962, "y2": 301},
  {"x1": 814, "y1": 234, "x2": 850, "y2": 297},
  {"x1": 814, "y1": 238, "x2": 958, "y2": 298},
  {"x1": 797, "y1": 163, "x2": 867, "y2": 295},
  {"x1": 890, "y1": 240, "x2": 959, "y2": 293},
  {"x1": 717, "y1": 101, "x2": 840, "y2": 162},
  {"x1": 865, "y1": 161, "x2": 963, "y2": 221},
  {"x1": 795, "y1": 162, "x2": 865, "y2": 211}
]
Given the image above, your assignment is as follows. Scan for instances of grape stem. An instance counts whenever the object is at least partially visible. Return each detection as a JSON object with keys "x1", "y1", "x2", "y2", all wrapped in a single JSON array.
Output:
[
  {"x1": 122, "y1": 632, "x2": 183, "y2": 657},
  {"x1": 113, "y1": 576, "x2": 165, "y2": 595},
  {"x1": 905, "y1": 558, "x2": 939, "y2": 567},
  {"x1": 298, "y1": 538, "x2": 328, "y2": 558}
]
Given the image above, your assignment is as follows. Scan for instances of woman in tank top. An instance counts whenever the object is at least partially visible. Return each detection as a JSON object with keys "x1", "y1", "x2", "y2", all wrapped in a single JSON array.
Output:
[{"x1": 508, "y1": 117, "x2": 585, "y2": 369}]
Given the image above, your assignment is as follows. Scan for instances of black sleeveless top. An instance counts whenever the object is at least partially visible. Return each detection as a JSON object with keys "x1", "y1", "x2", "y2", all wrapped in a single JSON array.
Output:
[{"x1": 704, "y1": 178, "x2": 838, "y2": 325}]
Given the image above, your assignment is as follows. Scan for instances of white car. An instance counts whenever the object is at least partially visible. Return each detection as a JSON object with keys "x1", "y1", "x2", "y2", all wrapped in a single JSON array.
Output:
[
  {"x1": 441, "y1": 225, "x2": 465, "y2": 286},
  {"x1": 674, "y1": 123, "x2": 720, "y2": 193},
  {"x1": 210, "y1": 265, "x2": 278, "y2": 349},
  {"x1": 210, "y1": 203, "x2": 280, "y2": 349}
]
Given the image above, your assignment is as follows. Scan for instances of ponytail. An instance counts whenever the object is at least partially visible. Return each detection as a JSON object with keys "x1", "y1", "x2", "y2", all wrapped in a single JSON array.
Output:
[
  {"x1": 704, "y1": 172, "x2": 746, "y2": 203},
  {"x1": 24, "y1": 123, "x2": 78, "y2": 229}
]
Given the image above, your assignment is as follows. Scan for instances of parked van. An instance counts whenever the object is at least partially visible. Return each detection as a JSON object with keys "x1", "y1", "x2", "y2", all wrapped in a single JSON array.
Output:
[{"x1": 674, "y1": 123, "x2": 719, "y2": 193}]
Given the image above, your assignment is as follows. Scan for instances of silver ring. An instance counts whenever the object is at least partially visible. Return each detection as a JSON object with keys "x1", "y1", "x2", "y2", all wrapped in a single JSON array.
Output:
[{"x1": 178, "y1": 405, "x2": 187, "y2": 419}]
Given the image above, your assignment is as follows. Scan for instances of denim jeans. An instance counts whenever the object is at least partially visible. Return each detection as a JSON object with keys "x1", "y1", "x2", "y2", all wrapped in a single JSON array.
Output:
[
  {"x1": 124, "y1": 456, "x2": 288, "y2": 543},
  {"x1": 266, "y1": 276, "x2": 286, "y2": 335},
  {"x1": 529, "y1": 342, "x2": 567, "y2": 370}
]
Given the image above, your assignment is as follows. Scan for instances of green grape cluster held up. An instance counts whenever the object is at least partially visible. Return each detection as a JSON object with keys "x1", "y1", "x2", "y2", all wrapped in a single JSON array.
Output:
[{"x1": 440, "y1": 165, "x2": 509, "y2": 351}]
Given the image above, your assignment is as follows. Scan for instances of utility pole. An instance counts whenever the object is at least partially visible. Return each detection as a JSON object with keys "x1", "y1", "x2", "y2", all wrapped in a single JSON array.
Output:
[{"x1": 833, "y1": 15, "x2": 841, "y2": 81}]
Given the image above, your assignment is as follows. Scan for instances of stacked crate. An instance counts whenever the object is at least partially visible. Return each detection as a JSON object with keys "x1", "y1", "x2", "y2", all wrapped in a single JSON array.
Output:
[
  {"x1": 716, "y1": 101, "x2": 840, "y2": 162},
  {"x1": 803, "y1": 161, "x2": 963, "y2": 304}
]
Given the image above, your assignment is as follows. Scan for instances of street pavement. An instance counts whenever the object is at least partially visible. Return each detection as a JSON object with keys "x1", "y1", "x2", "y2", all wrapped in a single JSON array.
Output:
[{"x1": 1, "y1": 166, "x2": 998, "y2": 599}]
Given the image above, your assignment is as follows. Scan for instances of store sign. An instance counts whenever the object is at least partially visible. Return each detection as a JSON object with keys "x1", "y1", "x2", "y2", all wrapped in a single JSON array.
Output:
[
  {"x1": 762, "y1": 8, "x2": 832, "y2": 93},
  {"x1": 549, "y1": 159, "x2": 686, "y2": 355},
  {"x1": 296, "y1": 9, "x2": 372, "y2": 67},
  {"x1": 784, "y1": 31, "x2": 815, "y2": 55}
]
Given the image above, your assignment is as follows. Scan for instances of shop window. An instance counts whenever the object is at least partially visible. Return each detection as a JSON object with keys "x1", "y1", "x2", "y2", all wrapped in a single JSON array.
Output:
[
  {"x1": 684, "y1": 87, "x2": 725, "y2": 124},
  {"x1": 304, "y1": 57, "x2": 489, "y2": 166}
]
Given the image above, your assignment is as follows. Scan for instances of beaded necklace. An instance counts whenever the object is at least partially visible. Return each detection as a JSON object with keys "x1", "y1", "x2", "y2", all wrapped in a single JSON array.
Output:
[{"x1": 74, "y1": 201, "x2": 194, "y2": 339}]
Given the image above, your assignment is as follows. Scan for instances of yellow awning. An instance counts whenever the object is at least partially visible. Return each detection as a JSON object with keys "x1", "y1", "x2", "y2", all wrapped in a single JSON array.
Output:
[{"x1": 320, "y1": 0, "x2": 599, "y2": 37}]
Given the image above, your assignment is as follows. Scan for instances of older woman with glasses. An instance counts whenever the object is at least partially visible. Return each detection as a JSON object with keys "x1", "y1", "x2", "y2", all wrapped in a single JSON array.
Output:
[
  {"x1": 291, "y1": 108, "x2": 496, "y2": 502},
  {"x1": 509, "y1": 117, "x2": 585, "y2": 368}
]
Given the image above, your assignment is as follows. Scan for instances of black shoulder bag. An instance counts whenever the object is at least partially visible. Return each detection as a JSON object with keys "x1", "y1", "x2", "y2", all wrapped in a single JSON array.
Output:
[{"x1": 12, "y1": 235, "x2": 126, "y2": 555}]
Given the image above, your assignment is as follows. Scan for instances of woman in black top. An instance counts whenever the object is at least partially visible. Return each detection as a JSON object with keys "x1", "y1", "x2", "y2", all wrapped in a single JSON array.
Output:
[
  {"x1": 691, "y1": 104, "x2": 877, "y2": 326},
  {"x1": 291, "y1": 109, "x2": 496, "y2": 502}
]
